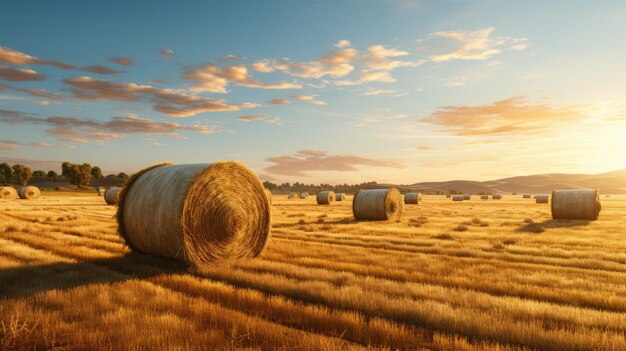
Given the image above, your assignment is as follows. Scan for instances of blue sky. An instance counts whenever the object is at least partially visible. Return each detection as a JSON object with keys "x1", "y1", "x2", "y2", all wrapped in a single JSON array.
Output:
[{"x1": 1, "y1": 0, "x2": 625, "y2": 183}]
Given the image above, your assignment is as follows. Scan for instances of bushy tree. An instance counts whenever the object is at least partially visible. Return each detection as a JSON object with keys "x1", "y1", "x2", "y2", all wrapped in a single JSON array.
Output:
[
  {"x1": 0, "y1": 163, "x2": 12, "y2": 184},
  {"x1": 12, "y1": 164, "x2": 32, "y2": 186},
  {"x1": 47, "y1": 170, "x2": 58, "y2": 181},
  {"x1": 117, "y1": 172, "x2": 129, "y2": 180},
  {"x1": 91, "y1": 166, "x2": 103, "y2": 179},
  {"x1": 63, "y1": 162, "x2": 93, "y2": 187},
  {"x1": 33, "y1": 170, "x2": 46, "y2": 177}
]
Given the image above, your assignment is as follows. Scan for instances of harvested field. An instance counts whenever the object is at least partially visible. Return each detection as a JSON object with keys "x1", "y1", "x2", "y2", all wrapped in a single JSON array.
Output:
[{"x1": 1, "y1": 194, "x2": 625, "y2": 350}]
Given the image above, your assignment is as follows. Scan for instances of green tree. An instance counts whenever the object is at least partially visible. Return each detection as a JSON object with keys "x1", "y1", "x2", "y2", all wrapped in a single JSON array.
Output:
[
  {"x1": 33, "y1": 170, "x2": 46, "y2": 177},
  {"x1": 61, "y1": 162, "x2": 71, "y2": 179},
  {"x1": 117, "y1": 172, "x2": 129, "y2": 180},
  {"x1": 91, "y1": 166, "x2": 103, "y2": 179},
  {"x1": 12, "y1": 164, "x2": 32, "y2": 186},
  {"x1": 47, "y1": 170, "x2": 58, "y2": 181},
  {"x1": 64, "y1": 162, "x2": 93, "y2": 187},
  {"x1": 0, "y1": 163, "x2": 12, "y2": 184}
]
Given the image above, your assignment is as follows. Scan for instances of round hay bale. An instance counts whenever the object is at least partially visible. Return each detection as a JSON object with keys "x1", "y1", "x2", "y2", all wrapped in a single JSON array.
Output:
[
  {"x1": 551, "y1": 189, "x2": 601, "y2": 220},
  {"x1": 492, "y1": 194, "x2": 502, "y2": 200},
  {"x1": 317, "y1": 191, "x2": 336, "y2": 205},
  {"x1": 463, "y1": 194, "x2": 471, "y2": 200},
  {"x1": 264, "y1": 189, "x2": 272, "y2": 205},
  {"x1": 404, "y1": 192, "x2": 422, "y2": 204},
  {"x1": 335, "y1": 193, "x2": 346, "y2": 201},
  {"x1": 535, "y1": 194, "x2": 549, "y2": 204},
  {"x1": 288, "y1": 192, "x2": 296, "y2": 199},
  {"x1": 117, "y1": 162, "x2": 270, "y2": 267},
  {"x1": 353, "y1": 188, "x2": 402, "y2": 221},
  {"x1": 98, "y1": 187, "x2": 106, "y2": 196},
  {"x1": 523, "y1": 194, "x2": 531, "y2": 199},
  {"x1": 18, "y1": 186, "x2": 40, "y2": 200},
  {"x1": 452, "y1": 195, "x2": 464, "y2": 201},
  {"x1": 105, "y1": 187, "x2": 122, "y2": 205},
  {"x1": 446, "y1": 194, "x2": 451, "y2": 198},
  {"x1": 299, "y1": 192, "x2": 308, "y2": 199},
  {"x1": 0, "y1": 186, "x2": 18, "y2": 199},
  {"x1": 480, "y1": 195, "x2": 489, "y2": 200}
]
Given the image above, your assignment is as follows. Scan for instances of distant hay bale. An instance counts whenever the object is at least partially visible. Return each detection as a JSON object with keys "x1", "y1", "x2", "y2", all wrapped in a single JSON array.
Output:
[
  {"x1": 492, "y1": 194, "x2": 502, "y2": 200},
  {"x1": 404, "y1": 192, "x2": 422, "y2": 204},
  {"x1": 446, "y1": 194, "x2": 451, "y2": 198},
  {"x1": 317, "y1": 191, "x2": 336, "y2": 205},
  {"x1": 480, "y1": 195, "x2": 489, "y2": 200},
  {"x1": 535, "y1": 194, "x2": 549, "y2": 203},
  {"x1": 336, "y1": 193, "x2": 346, "y2": 201},
  {"x1": 98, "y1": 187, "x2": 106, "y2": 196},
  {"x1": 0, "y1": 186, "x2": 18, "y2": 199},
  {"x1": 551, "y1": 189, "x2": 601, "y2": 220},
  {"x1": 463, "y1": 194, "x2": 471, "y2": 200},
  {"x1": 523, "y1": 194, "x2": 531, "y2": 198},
  {"x1": 299, "y1": 192, "x2": 308, "y2": 199},
  {"x1": 452, "y1": 195, "x2": 464, "y2": 201},
  {"x1": 288, "y1": 192, "x2": 296, "y2": 199},
  {"x1": 117, "y1": 162, "x2": 270, "y2": 267},
  {"x1": 105, "y1": 187, "x2": 122, "y2": 205},
  {"x1": 18, "y1": 186, "x2": 40, "y2": 200},
  {"x1": 353, "y1": 188, "x2": 403, "y2": 221}
]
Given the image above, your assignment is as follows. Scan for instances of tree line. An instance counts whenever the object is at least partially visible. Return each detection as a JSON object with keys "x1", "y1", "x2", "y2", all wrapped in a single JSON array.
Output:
[
  {"x1": 262, "y1": 180, "x2": 381, "y2": 195},
  {"x1": 0, "y1": 162, "x2": 129, "y2": 187}
]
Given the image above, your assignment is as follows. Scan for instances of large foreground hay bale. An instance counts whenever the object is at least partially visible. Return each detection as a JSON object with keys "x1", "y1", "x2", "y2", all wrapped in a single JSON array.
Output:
[
  {"x1": 452, "y1": 195, "x2": 464, "y2": 201},
  {"x1": 335, "y1": 193, "x2": 346, "y2": 201},
  {"x1": 105, "y1": 187, "x2": 122, "y2": 205},
  {"x1": 404, "y1": 192, "x2": 422, "y2": 205},
  {"x1": 117, "y1": 162, "x2": 270, "y2": 266},
  {"x1": 523, "y1": 194, "x2": 531, "y2": 198},
  {"x1": 480, "y1": 195, "x2": 489, "y2": 200},
  {"x1": 535, "y1": 194, "x2": 549, "y2": 203},
  {"x1": 317, "y1": 191, "x2": 336, "y2": 205},
  {"x1": 264, "y1": 189, "x2": 272, "y2": 205},
  {"x1": 463, "y1": 194, "x2": 471, "y2": 200},
  {"x1": 18, "y1": 186, "x2": 40, "y2": 200},
  {"x1": 492, "y1": 194, "x2": 502, "y2": 200},
  {"x1": 0, "y1": 186, "x2": 17, "y2": 199},
  {"x1": 353, "y1": 188, "x2": 402, "y2": 221},
  {"x1": 551, "y1": 189, "x2": 601, "y2": 220}
]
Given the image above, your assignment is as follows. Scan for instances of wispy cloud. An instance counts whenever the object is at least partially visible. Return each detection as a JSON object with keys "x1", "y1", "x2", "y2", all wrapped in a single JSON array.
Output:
[
  {"x1": 421, "y1": 27, "x2": 528, "y2": 62},
  {"x1": 63, "y1": 76, "x2": 246, "y2": 117},
  {"x1": 29, "y1": 142, "x2": 53, "y2": 147},
  {"x1": 160, "y1": 49, "x2": 174, "y2": 59},
  {"x1": 81, "y1": 65, "x2": 120, "y2": 75},
  {"x1": 267, "y1": 98, "x2": 290, "y2": 105},
  {"x1": 0, "y1": 83, "x2": 62, "y2": 100},
  {"x1": 0, "y1": 46, "x2": 74, "y2": 69},
  {"x1": 110, "y1": 57, "x2": 134, "y2": 66},
  {"x1": 0, "y1": 109, "x2": 219, "y2": 142},
  {"x1": 264, "y1": 149, "x2": 405, "y2": 177},
  {"x1": 183, "y1": 64, "x2": 302, "y2": 93},
  {"x1": 0, "y1": 139, "x2": 20, "y2": 150},
  {"x1": 292, "y1": 95, "x2": 327, "y2": 105},
  {"x1": 236, "y1": 114, "x2": 282, "y2": 125},
  {"x1": 0, "y1": 66, "x2": 46, "y2": 81},
  {"x1": 423, "y1": 96, "x2": 587, "y2": 136},
  {"x1": 361, "y1": 89, "x2": 396, "y2": 96}
]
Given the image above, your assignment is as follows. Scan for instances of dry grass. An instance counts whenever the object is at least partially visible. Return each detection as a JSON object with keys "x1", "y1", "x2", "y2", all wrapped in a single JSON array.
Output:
[{"x1": 0, "y1": 193, "x2": 625, "y2": 350}]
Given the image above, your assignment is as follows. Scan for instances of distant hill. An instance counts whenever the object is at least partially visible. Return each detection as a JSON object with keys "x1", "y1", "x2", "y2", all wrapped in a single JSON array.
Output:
[{"x1": 365, "y1": 168, "x2": 626, "y2": 194}]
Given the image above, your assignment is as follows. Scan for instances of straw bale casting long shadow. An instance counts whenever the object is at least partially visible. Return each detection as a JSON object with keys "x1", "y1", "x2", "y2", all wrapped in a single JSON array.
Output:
[{"x1": 0, "y1": 252, "x2": 186, "y2": 299}]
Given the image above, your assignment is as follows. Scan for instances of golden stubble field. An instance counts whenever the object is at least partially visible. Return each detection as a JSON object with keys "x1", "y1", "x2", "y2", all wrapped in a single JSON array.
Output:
[{"x1": 1, "y1": 193, "x2": 625, "y2": 351}]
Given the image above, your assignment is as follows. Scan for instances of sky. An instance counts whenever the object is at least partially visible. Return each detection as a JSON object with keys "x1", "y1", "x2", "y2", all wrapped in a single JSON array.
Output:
[{"x1": 1, "y1": 0, "x2": 625, "y2": 184}]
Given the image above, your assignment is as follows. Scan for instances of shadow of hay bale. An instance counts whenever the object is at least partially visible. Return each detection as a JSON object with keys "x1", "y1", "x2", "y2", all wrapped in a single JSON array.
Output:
[
  {"x1": 0, "y1": 252, "x2": 185, "y2": 299},
  {"x1": 516, "y1": 219, "x2": 591, "y2": 233}
]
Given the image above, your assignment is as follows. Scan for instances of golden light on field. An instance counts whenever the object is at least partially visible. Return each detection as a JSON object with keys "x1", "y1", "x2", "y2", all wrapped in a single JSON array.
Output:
[{"x1": 1, "y1": 193, "x2": 626, "y2": 350}]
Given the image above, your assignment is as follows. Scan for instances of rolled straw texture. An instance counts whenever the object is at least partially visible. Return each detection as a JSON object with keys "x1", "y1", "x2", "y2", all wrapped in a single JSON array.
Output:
[
  {"x1": 0, "y1": 187, "x2": 17, "y2": 199},
  {"x1": 492, "y1": 194, "x2": 502, "y2": 200},
  {"x1": 551, "y1": 189, "x2": 601, "y2": 220},
  {"x1": 105, "y1": 187, "x2": 122, "y2": 205},
  {"x1": 535, "y1": 194, "x2": 549, "y2": 203},
  {"x1": 18, "y1": 186, "x2": 40, "y2": 200},
  {"x1": 117, "y1": 162, "x2": 270, "y2": 267},
  {"x1": 452, "y1": 195, "x2": 464, "y2": 201},
  {"x1": 404, "y1": 192, "x2": 422, "y2": 204},
  {"x1": 353, "y1": 188, "x2": 403, "y2": 221},
  {"x1": 335, "y1": 193, "x2": 346, "y2": 201},
  {"x1": 317, "y1": 191, "x2": 336, "y2": 205}
]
